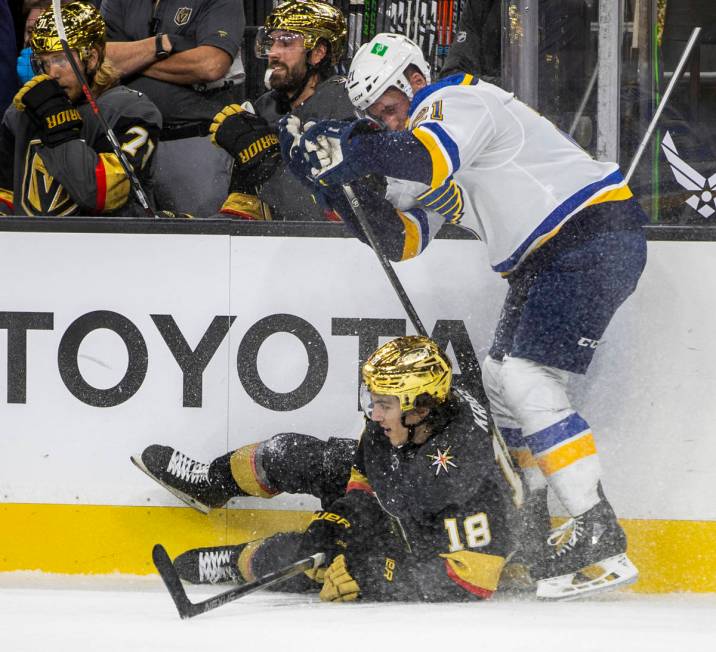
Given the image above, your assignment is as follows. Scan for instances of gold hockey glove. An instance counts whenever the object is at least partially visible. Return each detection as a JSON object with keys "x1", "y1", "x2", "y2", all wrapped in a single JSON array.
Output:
[{"x1": 319, "y1": 554, "x2": 361, "y2": 602}]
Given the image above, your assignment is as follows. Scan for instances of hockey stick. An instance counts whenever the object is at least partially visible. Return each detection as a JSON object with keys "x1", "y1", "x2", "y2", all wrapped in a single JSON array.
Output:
[
  {"x1": 152, "y1": 544, "x2": 325, "y2": 619},
  {"x1": 51, "y1": 0, "x2": 160, "y2": 218},
  {"x1": 625, "y1": 27, "x2": 701, "y2": 184},
  {"x1": 341, "y1": 183, "x2": 428, "y2": 337}
]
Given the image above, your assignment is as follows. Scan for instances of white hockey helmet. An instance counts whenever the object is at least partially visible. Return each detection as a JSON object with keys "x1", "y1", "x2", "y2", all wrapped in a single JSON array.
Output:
[{"x1": 346, "y1": 33, "x2": 432, "y2": 111}]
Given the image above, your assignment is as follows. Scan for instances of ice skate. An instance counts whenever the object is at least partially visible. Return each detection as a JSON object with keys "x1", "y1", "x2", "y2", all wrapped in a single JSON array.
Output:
[
  {"x1": 131, "y1": 445, "x2": 231, "y2": 514},
  {"x1": 173, "y1": 544, "x2": 248, "y2": 584},
  {"x1": 535, "y1": 498, "x2": 639, "y2": 600}
]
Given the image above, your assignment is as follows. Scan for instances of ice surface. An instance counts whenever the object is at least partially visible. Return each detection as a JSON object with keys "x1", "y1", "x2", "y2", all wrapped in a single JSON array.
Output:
[{"x1": 0, "y1": 573, "x2": 714, "y2": 652}]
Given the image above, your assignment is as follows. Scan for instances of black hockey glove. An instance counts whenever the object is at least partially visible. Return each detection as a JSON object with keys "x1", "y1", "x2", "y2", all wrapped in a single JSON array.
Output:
[
  {"x1": 297, "y1": 508, "x2": 354, "y2": 582},
  {"x1": 13, "y1": 74, "x2": 82, "y2": 147},
  {"x1": 210, "y1": 104, "x2": 281, "y2": 192}
]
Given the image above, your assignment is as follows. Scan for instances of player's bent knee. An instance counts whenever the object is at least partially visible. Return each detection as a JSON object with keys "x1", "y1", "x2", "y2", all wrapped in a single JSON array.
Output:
[
  {"x1": 260, "y1": 433, "x2": 325, "y2": 481},
  {"x1": 482, "y1": 354, "x2": 520, "y2": 426},
  {"x1": 257, "y1": 434, "x2": 356, "y2": 505},
  {"x1": 500, "y1": 356, "x2": 572, "y2": 428},
  {"x1": 481, "y1": 355, "x2": 503, "y2": 404}
]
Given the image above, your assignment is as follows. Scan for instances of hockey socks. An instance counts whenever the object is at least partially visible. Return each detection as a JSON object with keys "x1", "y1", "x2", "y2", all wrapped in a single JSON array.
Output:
[{"x1": 228, "y1": 444, "x2": 280, "y2": 499}]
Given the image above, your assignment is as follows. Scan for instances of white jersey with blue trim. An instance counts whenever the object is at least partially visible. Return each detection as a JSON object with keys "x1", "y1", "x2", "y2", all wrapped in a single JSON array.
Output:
[{"x1": 393, "y1": 74, "x2": 631, "y2": 274}]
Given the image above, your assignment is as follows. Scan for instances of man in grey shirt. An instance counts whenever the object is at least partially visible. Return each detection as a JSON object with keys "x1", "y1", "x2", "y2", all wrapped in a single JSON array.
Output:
[{"x1": 101, "y1": 0, "x2": 245, "y2": 215}]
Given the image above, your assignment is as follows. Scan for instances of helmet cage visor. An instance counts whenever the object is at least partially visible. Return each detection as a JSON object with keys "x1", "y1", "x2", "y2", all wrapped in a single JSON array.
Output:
[
  {"x1": 359, "y1": 383, "x2": 375, "y2": 419},
  {"x1": 254, "y1": 27, "x2": 304, "y2": 59},
  {"x1": 255, "y1": 27, "x2": 305, "y2": 59},
  {"x1": 30, "y1": 48, "x2": 89, "y2": 75},
  {"x1": 360, "y1": 383, "x2": 417, "y2": 418}
]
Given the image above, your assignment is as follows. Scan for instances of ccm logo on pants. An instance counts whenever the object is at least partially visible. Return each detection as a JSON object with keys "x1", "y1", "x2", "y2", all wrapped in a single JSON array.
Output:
[{"x1": 577, "y1": 337, "x2": 600, "y2": 349}]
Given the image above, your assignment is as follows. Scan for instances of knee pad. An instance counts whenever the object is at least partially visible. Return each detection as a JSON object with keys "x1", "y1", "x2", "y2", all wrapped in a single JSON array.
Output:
[
  {"x1": 482, "y1": 355, "x2": 520, "y2": 428},
  {"x1": 258, "y1": 433, "x2": 325, "y2": 495},
  {"x1": 258, "y1": 434, "x2": 355, "y2": 505},
  {"x1": 500, "y1": 356, "x2": 572, "y2": 435},
  {"x1": 481, "y1": 354, "x2": 502, "y2": 405}
]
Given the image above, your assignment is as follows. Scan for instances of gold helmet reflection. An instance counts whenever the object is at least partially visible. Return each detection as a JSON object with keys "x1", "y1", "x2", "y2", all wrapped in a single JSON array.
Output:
[
  {"x1": 30, "y1": 1, "x2": 106, "y2": 56},
  {"x1": 362, "y1": 336, "x2": 452, "y2": 412},
  {"x1": 265, "y1": 0, "x2": 347, "y2": 64}
]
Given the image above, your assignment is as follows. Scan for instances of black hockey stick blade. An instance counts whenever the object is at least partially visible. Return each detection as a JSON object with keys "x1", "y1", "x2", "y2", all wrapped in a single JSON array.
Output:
[
  {"x1": 152, "y1": 544, "x2": 325, "y2": 619},
  {"x1": 153, "y1": 544, "x2": 194, "y2": 617}
]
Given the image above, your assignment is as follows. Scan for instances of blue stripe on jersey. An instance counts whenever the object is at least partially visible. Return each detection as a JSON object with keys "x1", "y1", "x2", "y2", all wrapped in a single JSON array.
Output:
[
  {"x1": 421, "y1": 122, "x2": 461, "y2": 173},
  {"x1": 412, "y1": 207, "x2": 430, "y2": 249},
  {"x1": 440, "y1": 193, "x2": 461, "y2": 217},
  {"x1": 493, "y1": 169, "x2": 625, "y2": 273},
  {"x1": 418, "y1": 179, "x2": 464, "y2": 222},
  {"x1": 419, "y1": 182, "x2": 452, "y2": 206},
  {"x1": 409, "y1": 73, "x2": 480, "y2": 114},
  {"x1": 499, "y1": 427, "x2": 525, "y2": 448},
  {"x1": 525, "y1": 413, "x2": 590, "y2": 455}
]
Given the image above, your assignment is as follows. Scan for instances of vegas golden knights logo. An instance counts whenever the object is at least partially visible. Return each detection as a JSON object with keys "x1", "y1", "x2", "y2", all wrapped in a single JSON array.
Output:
[
  {"x1": 174, "y1": 7, "x2": 192, "y2": 26},
  {"x1": 21, "y1": 141, "x2": 77, "y2": 216}
]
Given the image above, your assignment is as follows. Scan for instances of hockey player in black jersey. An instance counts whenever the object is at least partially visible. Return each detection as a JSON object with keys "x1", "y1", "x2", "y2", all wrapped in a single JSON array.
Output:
[
  {"x1": 315, "y1": 335, "x2": 523, "y2": 601},
  {"x1": 0, "y1": 2, "x2": 161, "y2": 217},
  {"x1": 208, "y1": 0, "x2": 356, "y2": 221},
  {"x1": 134, "y1": 336, "x2": 524, "y2": 601}
]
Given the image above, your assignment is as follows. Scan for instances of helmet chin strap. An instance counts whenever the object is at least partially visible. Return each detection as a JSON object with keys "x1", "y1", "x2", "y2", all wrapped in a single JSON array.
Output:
[{"x1": 400, "y1": 411, "x2": 429, "y2": 445}]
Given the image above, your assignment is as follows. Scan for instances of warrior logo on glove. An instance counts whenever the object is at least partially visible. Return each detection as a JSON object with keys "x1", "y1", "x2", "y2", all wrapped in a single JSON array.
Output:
[{"x1": 238, "y1": 134, "x2": 280, "y2": 166}]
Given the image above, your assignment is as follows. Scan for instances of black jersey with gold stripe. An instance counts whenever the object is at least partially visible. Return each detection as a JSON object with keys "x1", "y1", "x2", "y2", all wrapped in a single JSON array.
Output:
[
  {"x1": 0, "y1": 85, "x2": 161, "y2": 216},
  {"x1": 343, "y1": 388, "x2": 523, "y2": 601}
]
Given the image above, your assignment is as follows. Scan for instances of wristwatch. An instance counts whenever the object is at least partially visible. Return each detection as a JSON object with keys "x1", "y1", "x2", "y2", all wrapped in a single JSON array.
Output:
[{"x1": 155, "y1": 33, "x2": 170, "y2": 59}]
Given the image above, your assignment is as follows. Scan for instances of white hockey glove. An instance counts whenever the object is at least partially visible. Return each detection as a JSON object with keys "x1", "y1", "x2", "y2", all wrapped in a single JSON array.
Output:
[
  {"x1": 278, "y1": 115, "x2": 316, "y2": 182},
  {"x1": 300, "y1": 119, "x2": 379, "y2": 186}
]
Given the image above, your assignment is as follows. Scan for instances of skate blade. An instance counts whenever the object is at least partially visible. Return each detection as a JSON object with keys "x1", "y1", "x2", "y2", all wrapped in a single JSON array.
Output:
[
  {"x1": 536, "y1": 553, "x2": 639, "y2": 601},
  {"x1": 130, "y1": 454, "x2": 212, "y2": 515}
]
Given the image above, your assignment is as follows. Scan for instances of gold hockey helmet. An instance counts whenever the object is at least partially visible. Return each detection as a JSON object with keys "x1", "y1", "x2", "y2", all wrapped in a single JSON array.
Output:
[
  {"x1": 259, "y1": 0, "x2": 347, "y2": 64},
  {"x1": 30, "y1": 1, "x2": 106, "y2": 56},
  {"x1": 362, "y1": 336, "x2": 452, "y2": 413}
]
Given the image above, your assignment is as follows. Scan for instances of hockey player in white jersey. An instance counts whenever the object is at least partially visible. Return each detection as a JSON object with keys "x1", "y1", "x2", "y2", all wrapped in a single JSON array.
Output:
[{"x1": 279, "y1": 33, "x2": 647, "y2": 600}]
